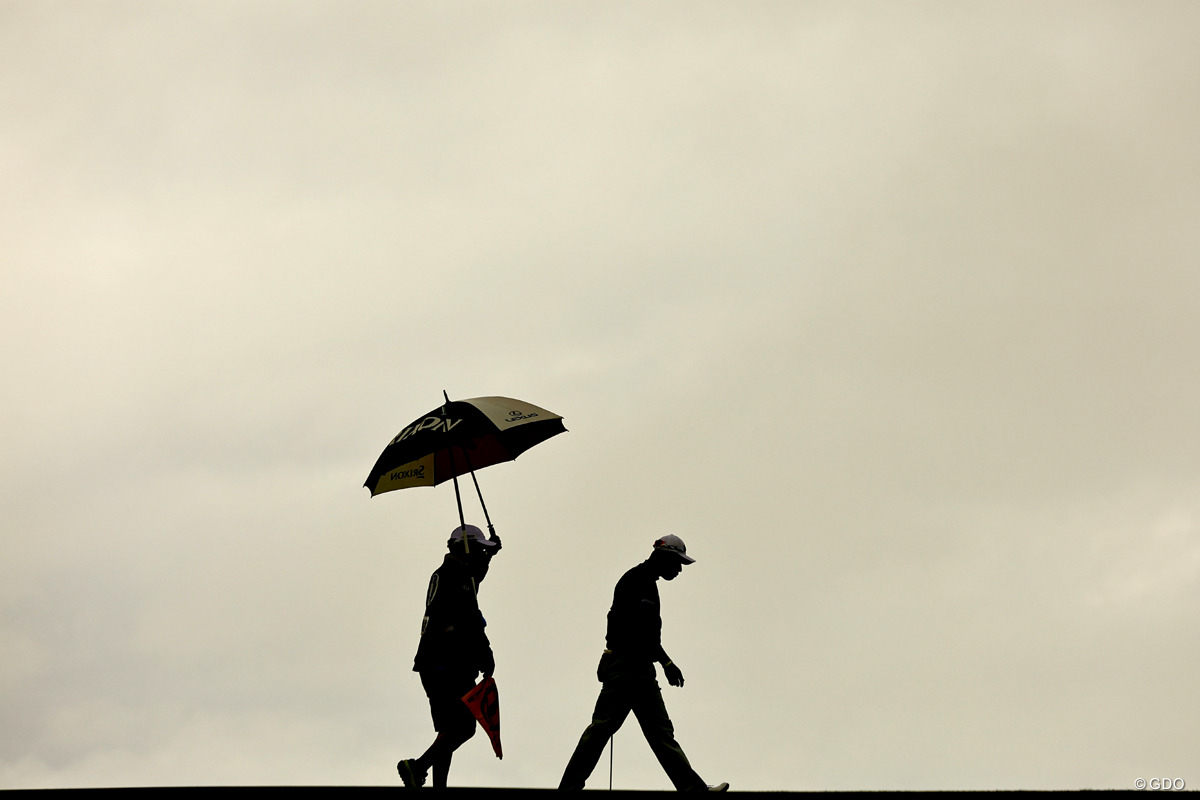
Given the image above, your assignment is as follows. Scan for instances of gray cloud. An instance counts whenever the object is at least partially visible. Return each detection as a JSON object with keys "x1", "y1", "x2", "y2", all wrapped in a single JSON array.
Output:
[{"x1": 3, "y1": 1, "x2": 1199, "y2": 791}]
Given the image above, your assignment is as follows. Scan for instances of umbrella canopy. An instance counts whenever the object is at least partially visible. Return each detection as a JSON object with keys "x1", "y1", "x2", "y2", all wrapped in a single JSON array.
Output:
[{"x1": 364, "y1": 395, "x2": 566, "y2": 497}]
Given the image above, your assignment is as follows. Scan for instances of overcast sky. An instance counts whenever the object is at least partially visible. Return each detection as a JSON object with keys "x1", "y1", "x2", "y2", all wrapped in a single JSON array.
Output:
[{"x1": 3, "y1": 1, "x2": 1199, "y2": 792}]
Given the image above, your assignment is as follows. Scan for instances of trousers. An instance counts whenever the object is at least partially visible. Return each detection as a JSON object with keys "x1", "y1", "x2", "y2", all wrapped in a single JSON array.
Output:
[{"x1": 558, "y1": 652, "x2": 704, "y2": 790}]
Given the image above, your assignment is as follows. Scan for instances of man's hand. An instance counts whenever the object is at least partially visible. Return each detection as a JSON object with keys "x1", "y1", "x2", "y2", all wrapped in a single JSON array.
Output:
[
  {"x1": 480, "y1": 648, "x2": 495, "y2": 678},
  {"x1": 663, "y1": 660, "x2": 684, "y2": 687}
]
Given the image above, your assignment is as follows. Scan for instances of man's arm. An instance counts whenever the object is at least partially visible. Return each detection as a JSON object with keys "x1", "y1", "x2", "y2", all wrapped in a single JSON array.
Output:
[
  {"x1": 473, "y1": 533, "x2": 502, "y2": 585},
  {"x1": 658, "y1": 650, "x2": 684, "y2": 687}
]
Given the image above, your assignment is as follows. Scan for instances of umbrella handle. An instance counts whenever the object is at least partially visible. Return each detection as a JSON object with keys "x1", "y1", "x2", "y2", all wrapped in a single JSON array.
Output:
[
  {"x1": 455, "y1": 432, "x2": 495, "y2": 538},
  {"x1": 448, "y1": 459, "x2": 478, "y2": 595},
  {"x1": 444, "y1": 391, "x2": 495, "y2": 547},
  {"x1": 451, "y1": 469, "x2": 467, "y2": 540},
  {"x1": 467, "y1": 466, "x2": 495, "y2": 538},
  {"x1": 443, "y1": 391, "x2": 475, "y2": 542},
  {"x1": 443, "y1": 391, "x2": 472, "y2": 552}
]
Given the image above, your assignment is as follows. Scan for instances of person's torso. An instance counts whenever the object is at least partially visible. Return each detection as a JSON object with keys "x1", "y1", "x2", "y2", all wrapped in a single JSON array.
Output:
[
  {"x1": 414, "y1": 555, "x2": 487, "y2": 670},
  {"x1": 604, "y1": 562, "x2": 661, "y2": 659}
]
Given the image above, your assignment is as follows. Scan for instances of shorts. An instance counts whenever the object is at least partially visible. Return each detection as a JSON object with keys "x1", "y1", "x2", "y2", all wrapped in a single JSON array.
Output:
[{"x1": 419, "y1": 668, "x2": 478, "y2": 733}]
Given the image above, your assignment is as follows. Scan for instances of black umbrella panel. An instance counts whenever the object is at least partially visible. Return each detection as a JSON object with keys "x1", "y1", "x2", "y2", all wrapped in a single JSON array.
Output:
[{"x1": 364, "y1": 395, "x2": 566, "y2": 498}]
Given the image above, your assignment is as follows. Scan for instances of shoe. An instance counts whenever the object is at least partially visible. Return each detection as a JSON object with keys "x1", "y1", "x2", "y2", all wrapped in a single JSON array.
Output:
[
  {"x1": 708, "y1": 783, "x2": 729, "y2": 792},
  {"x1": 397, "y1": 759, "x2": 427, "y2": 788}
]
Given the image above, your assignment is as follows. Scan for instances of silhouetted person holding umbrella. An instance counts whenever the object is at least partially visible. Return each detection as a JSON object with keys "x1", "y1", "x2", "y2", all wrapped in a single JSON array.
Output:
[
  {"x1": 398, "y1": 524, "x2": 500, "y2": 788},
  {"x1": 559, "y1": 535, "x2": 728, "y2": 792}
]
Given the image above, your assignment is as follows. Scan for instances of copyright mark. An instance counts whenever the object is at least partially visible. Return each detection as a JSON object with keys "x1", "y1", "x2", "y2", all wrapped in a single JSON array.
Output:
[{"x1": 1136, "y1": 777, "x2": 1186, "y2": 790}]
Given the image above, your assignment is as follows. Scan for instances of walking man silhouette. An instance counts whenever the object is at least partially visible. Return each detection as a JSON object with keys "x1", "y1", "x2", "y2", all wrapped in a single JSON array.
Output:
[
  {"x1": 558, "y1": 535, "x2": 728, "y2": 792},
  {"x1": 397, "y1": 524, "x2": 500, "y2": 788}
]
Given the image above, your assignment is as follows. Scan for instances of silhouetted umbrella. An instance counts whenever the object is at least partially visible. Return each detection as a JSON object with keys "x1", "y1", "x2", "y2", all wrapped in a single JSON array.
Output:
[{"x1": 364, "y1": 393, "x2": 566, "y2": 536}]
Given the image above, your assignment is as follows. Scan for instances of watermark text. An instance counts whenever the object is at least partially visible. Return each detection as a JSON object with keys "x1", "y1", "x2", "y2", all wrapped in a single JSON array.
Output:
[{"x1": 1135, "y1": 778, "x2": 1186, "y2": 791}]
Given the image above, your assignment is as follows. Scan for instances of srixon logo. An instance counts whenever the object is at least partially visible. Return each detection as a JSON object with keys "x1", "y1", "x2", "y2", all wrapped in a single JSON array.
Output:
[
  {"x1": 391, "y1": 416, "x2": 462, "y2": 445},
  {"x1": 389, "y1": 465, "x2": 426, "y2": 482}
]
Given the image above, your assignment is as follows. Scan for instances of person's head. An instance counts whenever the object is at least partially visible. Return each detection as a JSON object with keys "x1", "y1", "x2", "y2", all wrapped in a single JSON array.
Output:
[
  {"x1": 447, "y1": 524, "x2": 497, "y2": 561},
  {"x1": 649, "y1": 534, "x2": 695, "y2": 580}
]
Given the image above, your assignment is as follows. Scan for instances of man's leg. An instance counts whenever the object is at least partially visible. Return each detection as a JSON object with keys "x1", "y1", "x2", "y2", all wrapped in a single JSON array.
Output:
[
  {"x1": 558, "y1": 684, "x2": 633, "y2": 789},
  {"x1": 630, "y1": 683, "x2": 706, "y2": 791},
  {"x1": 418, "y1": 724, "x2": 475, "y2": 788},
  {"x1": 409, "y1": 669, "x2": 477, "y2": 788}
]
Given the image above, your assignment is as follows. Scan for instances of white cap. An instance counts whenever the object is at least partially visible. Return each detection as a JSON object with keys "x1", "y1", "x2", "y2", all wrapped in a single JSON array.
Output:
[
  {"x1": 450, "y1": 524, "x2": 498, "y2": 547},
  {"x1": 653, "y1": 534, "x2": 695, "y2": 564}
]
